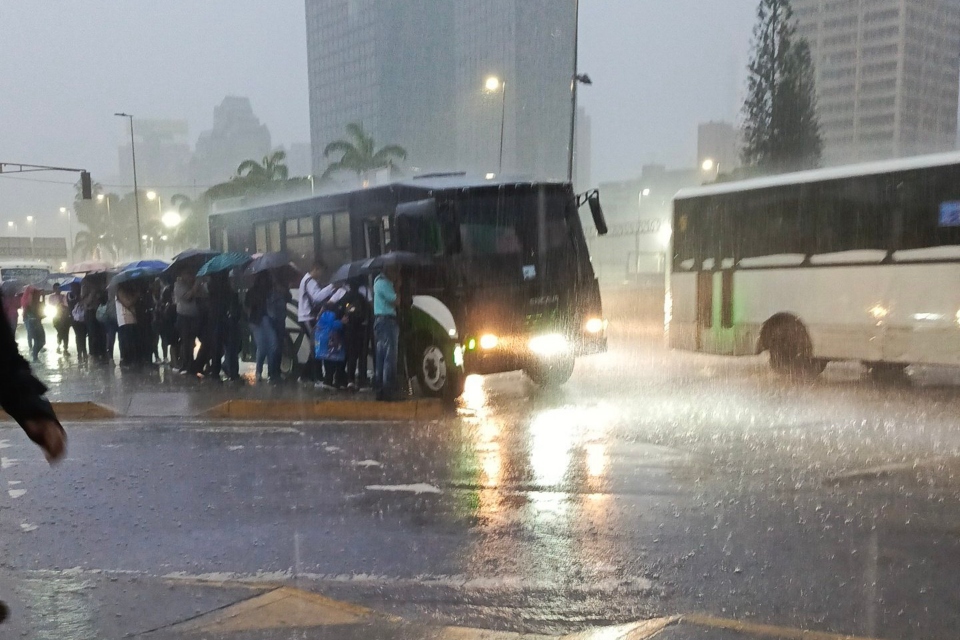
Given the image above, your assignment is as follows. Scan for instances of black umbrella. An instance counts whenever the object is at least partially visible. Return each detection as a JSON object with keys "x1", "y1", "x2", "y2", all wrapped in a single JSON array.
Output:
[
  {"x1": 329, "y1": 252, "x2": 431, "y2": 283},
  {"x1": 163, "y1": 249, "x2": 220, "y2": 281},
  {"x1": 107, "y1": 267, "x2": 162, "y2": 291},
  {"x1": 242, "y1": 251, "x2": 301, "y2": 286}
]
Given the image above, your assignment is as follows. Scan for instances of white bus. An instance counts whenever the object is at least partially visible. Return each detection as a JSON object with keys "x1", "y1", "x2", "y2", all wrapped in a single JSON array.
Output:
[
  {"x1": 670, "y1": 150, "x2": 960, "y2": 378},
  {"x1": 0, "y1": 260, "x2": 52, "y2": 288}
]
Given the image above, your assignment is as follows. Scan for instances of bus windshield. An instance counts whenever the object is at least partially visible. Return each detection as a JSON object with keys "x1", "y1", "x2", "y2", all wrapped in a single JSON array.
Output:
[
  {"x1": 458, "y1": 188, "x2": 577, "y2": 285},
  {"x1": 0, "y1": 267, "x2": 50, "y2": 284}
]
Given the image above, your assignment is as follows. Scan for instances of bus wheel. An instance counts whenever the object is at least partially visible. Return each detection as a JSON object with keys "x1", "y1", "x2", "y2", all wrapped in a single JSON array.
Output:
[
  {"x1": 415, "y1": 340, "x2": 449, "y2": 398},
  {"x1": 525, "y1": 355, "x2": 575, "y2": 387},
  {"x1": 766, "y1": 321, "x2": 824, "y2": 379}
]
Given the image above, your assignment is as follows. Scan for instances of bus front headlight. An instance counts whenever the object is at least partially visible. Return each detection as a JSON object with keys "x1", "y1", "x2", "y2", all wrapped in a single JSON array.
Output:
[
  {"x1": 529, "y1": 333, "x2": 568, "y2": 357},
  {"x1": 584, "y1": 317, "x2": 605, "y2": 334},
  {"x1": 479, "y1": 334, "x2": 499, "y2": 350}
]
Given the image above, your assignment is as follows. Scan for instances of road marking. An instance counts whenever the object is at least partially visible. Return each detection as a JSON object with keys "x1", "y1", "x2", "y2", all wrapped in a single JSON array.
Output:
[
  {"x1": 823, "y1": 457, "x2": 951, "y2": 484},
  {"x1": 0, "y1": 440, "x2": 12, "y2": 449},
  {"x1": 561, "y1": 617, "x2": 678, "y2": 639},
  {"x1": 19, "y1": 523, "x2": 37, "y2": 532},
  {"x1": 1, "y1": 457, "x2": 19, "y2": 469},
  {"x1": 8, "y1": 489, "x2": 26, "y2": 499},
  {"x1": 354, "y1": 459, "x2": 382, "y2": 467},
  {"x1": 682, "y1": 613, "x2": 884, "y2": 640},
  {"x1": 366, "y1": 483, "x2": 441, "y2": 494}
]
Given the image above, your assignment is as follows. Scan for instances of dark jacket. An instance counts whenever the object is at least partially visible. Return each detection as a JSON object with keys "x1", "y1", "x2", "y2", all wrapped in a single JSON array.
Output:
[{"x1": 0, "y1": 303, "x2": 61, "y2": 442}]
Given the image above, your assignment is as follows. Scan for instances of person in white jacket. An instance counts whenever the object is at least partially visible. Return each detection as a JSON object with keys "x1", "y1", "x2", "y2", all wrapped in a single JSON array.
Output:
[{"x1": 297, "y1": 259, "x2": 333, "y2": 382}]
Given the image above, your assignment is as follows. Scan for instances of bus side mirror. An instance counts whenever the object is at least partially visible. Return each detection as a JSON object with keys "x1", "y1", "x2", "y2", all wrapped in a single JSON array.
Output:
[{"x1": 578, "y1": 190, "x2": 608, "y2": 235}]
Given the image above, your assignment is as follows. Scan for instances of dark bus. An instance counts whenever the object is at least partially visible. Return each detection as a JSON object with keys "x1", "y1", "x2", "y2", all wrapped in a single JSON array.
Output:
[{"x1": 209, "y1": 176, "x2": 609, "y2": 398}]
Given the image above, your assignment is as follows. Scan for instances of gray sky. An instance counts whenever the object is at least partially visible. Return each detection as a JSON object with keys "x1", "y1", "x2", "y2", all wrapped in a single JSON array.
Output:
[{"x1": 0, "y1": 0, "x2": 756, "y2": 234}]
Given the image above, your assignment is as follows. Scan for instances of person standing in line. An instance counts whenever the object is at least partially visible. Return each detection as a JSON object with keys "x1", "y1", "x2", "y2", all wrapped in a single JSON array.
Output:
[
  {"x1": 81, "y1": 275, "x2": 106, "y2": 362},
  {"x1": 67, "y1": 282, "x2": 88, "y2": 364},
  {"x1": 244, "y1": 271, "x2": 276, "y2": 383},
  {"x1": 265, "y1": 273, "x2": 292, "y2": 384},
  {"x1": 157, "y1": 282, "x2": 179, "y2": 365},
  {"x1": 20, "y1": 285, "x2": 45, "y2": 363},
  {"x1": 297, "y1": 259, "x2": 331, "y2": 384},
  {"x1": 115, "y1": 283, "x2": 140, "y2": 369},
  {"x1": 205, "y1": 271, "x2": 240, "y2": 381},
  {"x1": 50, "y1": 284, "x2": 71, "y2": 356},
  {"x1": 174, "y1": 272, "x2": 202, "y2": 375},
  {"x1": 341, "y1": 278, "x2": 371, "y2": 391},
  {"x1": 372, "y1": 265, "x2": 401, "y2": 401},
  {"x1": 315, "y1": 299, "x2": 347, "y2": 389}
]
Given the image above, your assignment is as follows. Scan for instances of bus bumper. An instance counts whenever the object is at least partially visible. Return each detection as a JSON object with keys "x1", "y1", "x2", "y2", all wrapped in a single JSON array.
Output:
[{"x1": 463, "y1": 331, "x2": 606, "y2": 375}]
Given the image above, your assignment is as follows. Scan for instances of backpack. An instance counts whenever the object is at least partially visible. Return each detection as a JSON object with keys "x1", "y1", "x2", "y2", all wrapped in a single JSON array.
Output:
[{"x1": 71, "y1": 303, "x2": 86, "y2": 323}]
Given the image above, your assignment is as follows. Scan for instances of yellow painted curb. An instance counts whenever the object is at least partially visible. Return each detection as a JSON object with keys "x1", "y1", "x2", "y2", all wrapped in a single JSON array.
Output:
[
  {"x1": 170, "y1": 586, "x2": 380, "y2": 634},
  {"x1": 2, "y1": 401, "x2": 117, "y2": 421},
  {"x1": 202, "y1": 398, "x2": 445, "y2": 421}
]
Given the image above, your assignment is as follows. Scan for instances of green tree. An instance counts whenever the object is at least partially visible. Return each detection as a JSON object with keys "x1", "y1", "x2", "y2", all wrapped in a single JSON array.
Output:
[
  {"x1": 321, "y1": 122, "x2": 407, "y2": 180},
  {"x1": 741, "y1": 0, "x2": 822, "y2": 172},
  {"x1": 236, "y1": 149, "x2": 290, "y2": 184}
]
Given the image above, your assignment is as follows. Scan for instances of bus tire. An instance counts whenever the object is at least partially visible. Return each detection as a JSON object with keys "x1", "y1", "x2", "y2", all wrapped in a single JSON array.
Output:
[
  {"x1": 414, "y1": 338, "x2": 451, "y2": 398},
  {"x1": 525, "y1": 354, "x2": 575, "y2": 387},
  {"x1": 765, "y1": 319, "x2": 824, "y2": 379}
]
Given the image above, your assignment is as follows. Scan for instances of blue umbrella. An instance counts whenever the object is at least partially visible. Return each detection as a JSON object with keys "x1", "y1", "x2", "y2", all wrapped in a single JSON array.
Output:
[
  {"x1": 107, "y1": 267, "x2": 163, "y2": 291},
  {"x1": 196, "y1": 252, "x2": 252, "y2": 277},
  {"x1": 121, "y1": 260, "x2": 169, "y2": 272}
]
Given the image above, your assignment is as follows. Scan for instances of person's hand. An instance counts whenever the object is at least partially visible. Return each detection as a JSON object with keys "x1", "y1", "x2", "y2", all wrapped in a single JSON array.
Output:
[{"x1": 23, "y1": 419, "x2": 67, "y2": 464}]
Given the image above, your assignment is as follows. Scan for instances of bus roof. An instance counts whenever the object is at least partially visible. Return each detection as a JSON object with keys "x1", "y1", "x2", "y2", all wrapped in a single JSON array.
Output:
[
  {"x1": 209, "y1": 176, "x2": 571, "y2": 220},
  {"x1": 0, "y1": 260, "x2": 51, "y2": 269},
  {"x1": 674, "y1": 150, "x2": 960, "y2": 201}
]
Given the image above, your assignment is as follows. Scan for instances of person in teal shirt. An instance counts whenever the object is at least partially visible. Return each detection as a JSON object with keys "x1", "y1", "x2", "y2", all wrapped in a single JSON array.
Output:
[{"x1": 373, "y1": 265, "x2": 400, "y2": 400}]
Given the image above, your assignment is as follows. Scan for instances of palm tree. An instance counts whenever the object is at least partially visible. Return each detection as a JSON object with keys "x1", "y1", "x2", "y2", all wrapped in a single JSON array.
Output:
[
  {"x1": 236, "y1": 150, "x2": 289, "y2": 184},
  {"x1": 321, "y1": 122, "x2": 407, "y2": 180}
]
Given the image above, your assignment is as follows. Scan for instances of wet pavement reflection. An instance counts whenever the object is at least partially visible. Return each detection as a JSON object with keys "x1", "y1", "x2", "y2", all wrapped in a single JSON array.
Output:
[{"x1": 3, "y1": 319, "x2": 960, "y2": 638}]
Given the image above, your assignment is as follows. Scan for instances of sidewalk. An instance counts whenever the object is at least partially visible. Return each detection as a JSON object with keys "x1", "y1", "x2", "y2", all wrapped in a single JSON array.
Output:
[
  {"x1": 12, "y1": 328, "x2": 443, "y2": 421},
  {"x1": 0, "y1": 569, "x2": 879, "y2": 639}
]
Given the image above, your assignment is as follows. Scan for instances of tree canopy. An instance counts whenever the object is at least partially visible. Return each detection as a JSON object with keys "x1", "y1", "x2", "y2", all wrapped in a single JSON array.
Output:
[
  {"x1": 321, "y1": 122, "x2": 407, "y2": 181},
  {"x1": 741, "y1": 0, "x2": 822, "y2": 173}
]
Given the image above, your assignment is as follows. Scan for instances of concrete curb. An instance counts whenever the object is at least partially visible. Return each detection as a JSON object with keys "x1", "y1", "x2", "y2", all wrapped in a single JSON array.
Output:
[
  {"x1": 51, "y1": 402, "x2": 119, "y2": 420},
  {"x1": 201, "y1": 398, "x2": 446, "y2": 421}
]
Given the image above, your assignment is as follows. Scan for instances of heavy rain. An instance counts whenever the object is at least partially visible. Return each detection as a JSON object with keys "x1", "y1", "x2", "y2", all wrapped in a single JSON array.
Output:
[{"x1": 1, "y1": 1, "x2": 960, "y2": 639}]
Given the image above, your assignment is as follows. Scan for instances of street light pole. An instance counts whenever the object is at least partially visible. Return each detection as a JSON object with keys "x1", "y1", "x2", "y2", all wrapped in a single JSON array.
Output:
[
  {"x1": 484, "y1": 77, "x2": 507, "y2": 175},
  {"x1": 115, "y1": 112, "x2": 143, "y2": 258},
  {"x1": 60, "y1": 207, "x2": 73, "y2": 264}
]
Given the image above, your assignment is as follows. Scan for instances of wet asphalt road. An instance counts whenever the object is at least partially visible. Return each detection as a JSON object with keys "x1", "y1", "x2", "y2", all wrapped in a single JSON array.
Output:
[{"x1": 3, "y1": 326, "x2": 960, "y2": 638}]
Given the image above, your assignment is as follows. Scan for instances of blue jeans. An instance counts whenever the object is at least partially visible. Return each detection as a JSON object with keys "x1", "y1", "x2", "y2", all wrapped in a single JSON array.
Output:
[
  {"x1": 373, "y1": 316, "x2": 399, "y2": 399},
  {"x1": 249, "y1": 316, "x2": 280, "y2": 381},
  {"x1": 24, "y1": 315, "x2": 45, "y2": 360}
]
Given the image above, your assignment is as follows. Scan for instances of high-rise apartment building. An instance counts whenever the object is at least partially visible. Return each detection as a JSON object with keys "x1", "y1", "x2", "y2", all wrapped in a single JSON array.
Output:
[
  {"x1": 793, "y1": 0, "x2": 960, "y2": 165},
  {"x1": 305, "y1": 0, "x2": 576, "y2": 182}
]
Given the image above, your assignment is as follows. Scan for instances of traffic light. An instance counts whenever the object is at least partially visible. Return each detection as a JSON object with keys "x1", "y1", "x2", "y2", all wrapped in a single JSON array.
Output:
[{"x1": 80, "y1": 171, "x2": 93, "y2": 200}]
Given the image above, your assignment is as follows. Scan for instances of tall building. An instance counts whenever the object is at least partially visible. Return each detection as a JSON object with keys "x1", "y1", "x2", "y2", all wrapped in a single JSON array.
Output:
[
  {"x1": 191, "y1": 96, "x2": 272, "y2": 185},
  {"x1": 697, "y1": 121, "x2": 739, "y2": 172},
  {"x1": 453, "y1": 1, "x2": 576, "y2": 179},
  {"x1": 305, "y1": 0, "x2": 457, "y2": 179},
  {"x1": 793, "y1": 0, "x2": 960, "y2": 165},
  {"x1": 304, "y1": 0, "x2": 576, "y2": 182}
]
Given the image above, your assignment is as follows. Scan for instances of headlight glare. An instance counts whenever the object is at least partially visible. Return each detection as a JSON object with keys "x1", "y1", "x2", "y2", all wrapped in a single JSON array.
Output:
[
  {"x1": 479, "y1": 334, "x2": 499, "y2": 350},
  {"x1": 529, "y1": 333, "x2": 569, "y2": 357},
  {"x1": 585, "y1": 317, "x2": 605, "y2": 334}
]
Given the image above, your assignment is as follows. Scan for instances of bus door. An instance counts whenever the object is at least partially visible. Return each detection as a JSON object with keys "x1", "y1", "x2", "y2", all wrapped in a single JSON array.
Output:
[
  {"x1": 364, "y1": 215, "x2": 391, "y2": 258},
  {"x1": 695, "y1": 270, "x2": 713, "y2": 350}
]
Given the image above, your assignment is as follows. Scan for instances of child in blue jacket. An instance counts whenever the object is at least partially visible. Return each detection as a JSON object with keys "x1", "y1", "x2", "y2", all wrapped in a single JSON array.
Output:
[{"x1": 315, "y1": 300, "x2": 346, "y2": 389}]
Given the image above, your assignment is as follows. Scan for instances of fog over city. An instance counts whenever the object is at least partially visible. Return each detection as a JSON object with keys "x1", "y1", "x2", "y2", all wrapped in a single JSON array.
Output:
[{"x1": 0, "y1": 0, "x2": 755, "y2": 232}]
